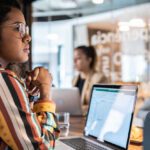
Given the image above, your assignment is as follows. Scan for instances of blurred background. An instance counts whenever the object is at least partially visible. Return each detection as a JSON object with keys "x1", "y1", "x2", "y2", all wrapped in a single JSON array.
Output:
[{"x1": 22, "y1": 0, "x2": 150, "y2": 100}]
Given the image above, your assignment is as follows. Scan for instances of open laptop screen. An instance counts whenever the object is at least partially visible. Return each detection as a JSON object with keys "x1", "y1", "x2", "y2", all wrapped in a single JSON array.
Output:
[{"x1": 85, "y1": 85, "x2": 137, "y2": 149}]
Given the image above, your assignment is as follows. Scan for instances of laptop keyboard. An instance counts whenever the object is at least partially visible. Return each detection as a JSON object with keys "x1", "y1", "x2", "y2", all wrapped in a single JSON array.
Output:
[{"x1": 60, "y1": 138, "x2": 108, "y2": 150}]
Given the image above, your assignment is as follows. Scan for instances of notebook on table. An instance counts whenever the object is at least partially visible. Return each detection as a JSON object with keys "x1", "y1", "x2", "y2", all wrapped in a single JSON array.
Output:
[{"x1": 55, "y1": 84, "x2": 138, "y2": 150}]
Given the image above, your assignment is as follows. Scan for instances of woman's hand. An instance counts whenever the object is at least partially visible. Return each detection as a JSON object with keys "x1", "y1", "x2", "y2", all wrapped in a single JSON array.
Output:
[
  {"x1": 26, "y1": 67, "x2": 52, "y2": 100},
  {"x1": 26, "y1": 72, "x2": 39, "y2": 96}
]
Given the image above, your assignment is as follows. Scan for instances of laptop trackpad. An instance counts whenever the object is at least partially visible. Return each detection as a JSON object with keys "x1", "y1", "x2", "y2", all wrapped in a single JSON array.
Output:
[{"x1": 55, "y1": 140, "x2": 75, "y2": 150}]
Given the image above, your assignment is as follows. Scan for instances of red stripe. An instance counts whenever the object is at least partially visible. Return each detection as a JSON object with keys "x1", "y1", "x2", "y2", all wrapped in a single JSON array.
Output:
[
  {"x1": 9, "y1": 77, "x2": 28, "y2": 111},
  {"x1": 0, "y1": 140, "x2": 7, "y2": 150},
  {"x1": 0, "y1": 70, "x2": 55, "y2": 149},
  {"x1": 9, "y1": 76, "x2": 51, "y2": 149},
  {"x1": 0, "y1": 97, "x2": 23, "y2": 149},
  {"x1": 9, "y1": 77, "x2": 41, "y2": 142}
]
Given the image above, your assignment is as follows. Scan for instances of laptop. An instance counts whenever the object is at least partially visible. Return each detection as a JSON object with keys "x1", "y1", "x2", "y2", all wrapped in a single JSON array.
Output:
[
  {"x1": 55, "y1": 84, "x2": 138, "y2": 150},
  {"x1": 51, "y1": 87, "x2": 83, "y2": 116}
]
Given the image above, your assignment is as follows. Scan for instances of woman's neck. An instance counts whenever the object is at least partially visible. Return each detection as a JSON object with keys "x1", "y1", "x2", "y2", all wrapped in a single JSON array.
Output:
[
  {"x1": 80, "y1": 68, "x2": 92, "y2": 79},
  {"x1": 0, "y1": 58, "x2": 8, "y2": 68}
]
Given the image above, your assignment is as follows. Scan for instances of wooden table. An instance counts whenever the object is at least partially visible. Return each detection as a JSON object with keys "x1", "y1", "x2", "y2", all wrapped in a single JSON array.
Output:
[{"x1": 68, "y1": 116, "x2": 143, "y2": 150}]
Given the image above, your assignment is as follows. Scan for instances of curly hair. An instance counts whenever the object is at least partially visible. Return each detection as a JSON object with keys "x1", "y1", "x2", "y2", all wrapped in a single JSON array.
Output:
[
  {"x1": 0, "y1": 0, "x2": 23, "y2": 77},
  {"x1": 0, "y1": 0, "x2": 21, "y2": 26}
]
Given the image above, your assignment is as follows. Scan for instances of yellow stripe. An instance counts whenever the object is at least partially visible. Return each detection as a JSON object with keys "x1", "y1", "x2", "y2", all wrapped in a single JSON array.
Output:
[
  {"x1": 33, "y1": 102, "x2": 56, "y2": 113},
  {"x1": 0, "y1": 111, "x2": 19, "y2": 150}
]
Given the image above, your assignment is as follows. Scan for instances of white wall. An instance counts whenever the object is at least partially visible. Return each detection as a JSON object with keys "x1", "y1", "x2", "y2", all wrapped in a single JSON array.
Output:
[{"x1": 32, "y1": 21, "x2": 74, "y2": 87}]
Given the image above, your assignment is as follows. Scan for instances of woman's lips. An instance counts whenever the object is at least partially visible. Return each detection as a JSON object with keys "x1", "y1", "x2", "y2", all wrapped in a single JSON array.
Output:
[{"x1": 23, "y1": 45, "x2": 30, "y2": 54}]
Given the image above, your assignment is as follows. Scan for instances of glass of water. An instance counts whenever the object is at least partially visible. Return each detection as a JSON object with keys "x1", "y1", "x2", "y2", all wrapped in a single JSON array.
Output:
[{"x1": 56, "y1": 112, "x2": 70, "y2": 137}]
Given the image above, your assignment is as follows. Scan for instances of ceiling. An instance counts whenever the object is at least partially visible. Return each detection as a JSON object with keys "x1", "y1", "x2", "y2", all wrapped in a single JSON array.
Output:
[
  {"x1": 32, "y1": 0, "x2": 111, "y2": 18},
  {"x1": 85, "y1": 3, "x2": 150, "y2": 31},
  {"x1": 32, "y1": 0, "x2": 150, "y2": 23},
  {"x1": 32, "y1": 0, "x2": 94, "y2": 10}
]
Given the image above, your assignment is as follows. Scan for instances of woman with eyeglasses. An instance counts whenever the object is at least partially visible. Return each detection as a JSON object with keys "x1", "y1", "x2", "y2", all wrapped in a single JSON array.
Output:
[{"x1": 0, "y1": 0, "x2": 59, "y2": 149}]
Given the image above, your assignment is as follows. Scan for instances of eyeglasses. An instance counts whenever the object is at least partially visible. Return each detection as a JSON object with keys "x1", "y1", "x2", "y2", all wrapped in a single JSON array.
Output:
[
  {"x1": 16, "y1": 23, "x2": 29, "y2": 38},
  {"x1": 1, "y1": 23, "x2": 29, "y2": 38}
]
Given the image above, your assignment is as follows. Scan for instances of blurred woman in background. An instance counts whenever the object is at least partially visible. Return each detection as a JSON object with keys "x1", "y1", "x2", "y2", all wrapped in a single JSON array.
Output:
[{"x1": 73, "y1": 45, "x2": 107, "y2": 109}]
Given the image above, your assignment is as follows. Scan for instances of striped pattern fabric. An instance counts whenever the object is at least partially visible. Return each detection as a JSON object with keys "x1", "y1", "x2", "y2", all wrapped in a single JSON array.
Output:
[{"x1": 0, "y1": 68, "x2": 59, "y2": 150}]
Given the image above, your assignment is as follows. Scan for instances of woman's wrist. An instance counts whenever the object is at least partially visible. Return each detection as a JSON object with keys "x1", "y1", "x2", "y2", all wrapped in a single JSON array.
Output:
[{"x1": 39, "y1": 84, "x2": 51, "y2": 100}]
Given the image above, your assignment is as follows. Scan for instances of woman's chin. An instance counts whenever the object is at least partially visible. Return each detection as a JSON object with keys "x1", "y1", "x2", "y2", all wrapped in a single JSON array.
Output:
[{"x1": 18, "y1": 57, "x2": 29, "y2": 63}]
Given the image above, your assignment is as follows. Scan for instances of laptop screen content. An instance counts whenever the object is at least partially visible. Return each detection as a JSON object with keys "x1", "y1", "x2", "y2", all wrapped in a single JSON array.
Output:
[{"x1": 85, "y1": 85, "x2": 137, "y2": 149}]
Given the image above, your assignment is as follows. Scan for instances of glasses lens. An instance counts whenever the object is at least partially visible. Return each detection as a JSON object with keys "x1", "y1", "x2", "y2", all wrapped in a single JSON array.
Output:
[
  {"x1": 25, "y1": 26, "x2": 29, "y2": 35},
  {"x1": 18, "y1": 24, "x2": 29, "y2": 37},
  {"x1": 18, "y1": 24, "x2": 25, "y2": 37}
]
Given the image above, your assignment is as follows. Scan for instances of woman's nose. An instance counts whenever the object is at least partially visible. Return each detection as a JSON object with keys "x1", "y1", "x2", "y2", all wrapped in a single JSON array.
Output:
[{"x1": 23, "y1": 34, "x2": 32, "y2": 43}]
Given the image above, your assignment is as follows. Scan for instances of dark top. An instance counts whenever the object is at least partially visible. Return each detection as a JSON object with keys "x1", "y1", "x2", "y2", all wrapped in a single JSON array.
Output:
[{"x1": 75, "y1": 75, "x2": 85, "y2": 94}]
